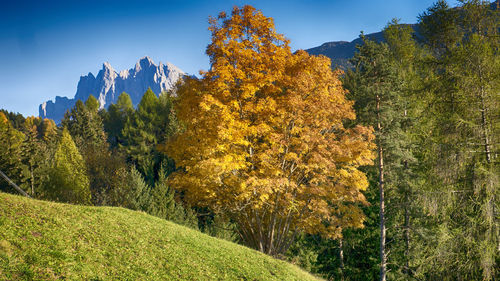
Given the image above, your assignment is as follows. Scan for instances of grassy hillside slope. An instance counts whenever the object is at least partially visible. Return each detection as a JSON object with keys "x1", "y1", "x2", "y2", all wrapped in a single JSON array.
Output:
[{"x1": 0, "y1": 192, "x2": 320, "y2": 280}]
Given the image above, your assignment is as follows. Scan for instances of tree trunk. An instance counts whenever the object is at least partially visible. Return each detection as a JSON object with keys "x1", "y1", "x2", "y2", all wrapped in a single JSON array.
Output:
[
  {"x1": 377, "y1": 95, "x2": 387, "y2": 281},
  {"x1": 30, "y1": 164, "x2": 34, "y2": 197},
  {"x1": 479, "y1": 86, "x2": 491, "y2": 164},
  {"x1": 403, "y1": 160, "x2": 410, "y2": 277},
  {"x1": 479, "y1": 72, "x2": 498, "y2": 262},
  {"x1": 404, "y1": 195, "x2": 410, "y2": 275},
  {"x1": 339, "y1": 238, "x2": 345, "y2": 281}
]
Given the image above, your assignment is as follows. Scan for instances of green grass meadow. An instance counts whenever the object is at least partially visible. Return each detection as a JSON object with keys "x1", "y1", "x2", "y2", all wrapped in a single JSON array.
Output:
[{"x1": 0, "y1": 192, "x2": 321, "y2": 280}]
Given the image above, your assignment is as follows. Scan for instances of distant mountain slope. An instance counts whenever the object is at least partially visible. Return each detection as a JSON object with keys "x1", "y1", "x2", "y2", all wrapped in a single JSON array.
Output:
[
  {"x1": 0, "y1": 192, "x2": 321, "y2": 281},
  {"x1": 39, "y1": 56, "x2": 184, "y2": 123},
  {"x1": 306, "y1": 31, "x2": 385, "y2": 69},
  {"x1": 307, "y1": 0, "x2": 500, "y2": 68}
]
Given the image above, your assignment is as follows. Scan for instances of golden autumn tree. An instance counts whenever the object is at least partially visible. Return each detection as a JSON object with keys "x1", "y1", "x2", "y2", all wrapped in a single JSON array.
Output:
[{"x1": 164, "y1": 5, "x2": 375, "y2": 256}]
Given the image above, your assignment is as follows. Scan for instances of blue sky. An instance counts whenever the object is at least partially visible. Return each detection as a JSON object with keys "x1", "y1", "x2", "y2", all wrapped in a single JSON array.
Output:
[{"x1": 1, "y1": 0, "x2": 451, "y2": 116}]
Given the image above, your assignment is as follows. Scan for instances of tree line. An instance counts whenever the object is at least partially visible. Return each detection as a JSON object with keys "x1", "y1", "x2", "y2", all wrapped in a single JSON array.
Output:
[{"x1": 1, "y1": 91, "x2": 201, "y2": 228}]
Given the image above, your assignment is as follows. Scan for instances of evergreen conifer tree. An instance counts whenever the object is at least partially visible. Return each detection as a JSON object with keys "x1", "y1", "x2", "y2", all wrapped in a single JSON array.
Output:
[
  {"x1": 21, "y1": 117, "x2": 45, "y2": 197},
  {"x1": 415, "y1": 1, "x2": 499, "y2": 278},
  {"x1": 45, "y1": 128, "x2": 91, "y2": 204},
  {"x1": 344, "y1": 33, "x2": 411, "y2": 281},
  {"x1": 103, "y1": 92, "x2": 134, "y2": 147},
  {"x1": 121, "y1": 89, "x2": 178, "y2": 183}
]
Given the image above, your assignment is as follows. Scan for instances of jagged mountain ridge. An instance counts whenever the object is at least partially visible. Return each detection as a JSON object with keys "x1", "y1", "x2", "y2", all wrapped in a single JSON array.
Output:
[{"x1": 39, "y1": 56, "x2": 184, "y2": 123}]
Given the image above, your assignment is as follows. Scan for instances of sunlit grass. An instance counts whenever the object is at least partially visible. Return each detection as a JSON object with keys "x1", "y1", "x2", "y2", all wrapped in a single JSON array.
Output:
[{"x1": 0, "y1": 192, "x2": 321, "y2": 280}]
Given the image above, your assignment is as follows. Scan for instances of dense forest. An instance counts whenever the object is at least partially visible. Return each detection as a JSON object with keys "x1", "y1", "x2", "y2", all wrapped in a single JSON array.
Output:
[{"x1": 0, "y1": 1, "x2": 498, "y2": 280}]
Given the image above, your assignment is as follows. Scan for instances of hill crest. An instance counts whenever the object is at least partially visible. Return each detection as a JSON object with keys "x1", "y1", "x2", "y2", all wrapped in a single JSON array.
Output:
[{"x1": 0, "y1": 192, "x2": 320, "y2": 280}]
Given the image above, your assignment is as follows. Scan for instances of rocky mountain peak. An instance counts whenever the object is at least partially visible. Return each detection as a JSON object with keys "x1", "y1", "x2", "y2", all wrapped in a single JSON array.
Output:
[
  {"x1": 103, "y1": 61, "x2": 114, "y2": 70},
  {"x1": 39, "y1": 57, "x2": 185, "y2": 123},
  {"x1": 135, "y1": 56, "x2": 155, "y2": 72}
]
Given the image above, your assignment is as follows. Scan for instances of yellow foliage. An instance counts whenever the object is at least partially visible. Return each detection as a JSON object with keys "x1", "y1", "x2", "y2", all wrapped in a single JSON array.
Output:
[
  {"x1": 0, "y1": 112, "x2": 8, "y2": 125},
  {"x1": 163, "y1": 5, "x2": 375, "y2": 254}
]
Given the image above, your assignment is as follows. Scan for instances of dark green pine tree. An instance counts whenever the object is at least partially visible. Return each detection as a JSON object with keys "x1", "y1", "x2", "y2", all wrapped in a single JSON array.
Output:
[
  {"x1": 62, "y1": 95, "x2": 107, "y2": 148},
  {"x1": 127, "y1": 163, "x2": 198, "y2": 229},
  {"x1": 121, "y1": 88, "x2": 179, "y2": 184},
  {"x1": 102, "y1": 92, "x2": 134, "y2": 147},
  {"x1": 417, "y1": 0, "x2": 462, "y2": 58},
  {"x1": 344, "y1": 34, "x2": 410, "y2": 281},
  {"x1": 127, "y1": 166, "x2": 152, "y2": 212},
  {"x1": 148, "y1": 164, "x2": 198, "y2": 229},
  {"x1": 382, "y1": 20, "x2": 423, "y2": 279}
]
